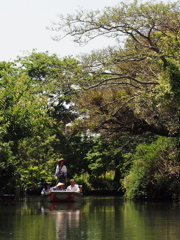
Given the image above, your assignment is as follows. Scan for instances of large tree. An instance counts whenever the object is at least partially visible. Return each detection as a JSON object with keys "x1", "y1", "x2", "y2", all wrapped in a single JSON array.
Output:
[{"x1": 50, "y1": 1, "x2": 180, "y2": 137}]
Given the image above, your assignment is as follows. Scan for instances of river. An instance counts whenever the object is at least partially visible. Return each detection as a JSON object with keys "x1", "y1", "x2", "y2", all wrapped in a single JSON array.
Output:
[{"x1": 0, "y1": 196, "x2": 180, "y2": 240}]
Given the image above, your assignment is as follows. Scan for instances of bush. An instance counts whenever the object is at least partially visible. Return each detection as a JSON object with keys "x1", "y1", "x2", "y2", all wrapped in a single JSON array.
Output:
[{"x1": 123, "y1": 137, "x2": 180, "y2": 200}]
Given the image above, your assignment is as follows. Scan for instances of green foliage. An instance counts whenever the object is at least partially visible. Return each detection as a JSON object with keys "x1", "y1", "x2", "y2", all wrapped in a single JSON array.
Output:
[
  {"x1": 16, "y1": 125, "x2": 67, "y2": 190},
  {"x1": 0, "y1": 52, "x2": 81, "y2": 193},
  {"x1": 51, "y1": 1, "x2": 180, "y2": 138},
  {"x1": 74, "y1": 172, "x2": 115, "y2": 191},
  {"x1": 85, "y1": 137, "x2": 114, "y2": 176},
  {"x1": 123, "y1": 137, "x2": 180, "y2": 200},
  {"x1": 18, "y1": 50, "x2": 81, "y2": 98},
  {"x1": 82, "y1": 136, "x2": 135, "y2": 190},
  {"x1": 164, "y1": 59, "x2": 180, "y2": 98},
  {"x1": 63, "y1": 135, "x2": 94, "y2": 178},
  {"x1": 0, "y1": 141, "x2": 15, "y2": 193},
  {"x1": 88, "y1": 171, "x2": 116, "y2": 190}
]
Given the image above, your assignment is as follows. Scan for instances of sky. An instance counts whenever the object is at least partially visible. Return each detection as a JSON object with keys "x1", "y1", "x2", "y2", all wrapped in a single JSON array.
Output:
[{"x1": 0, "y1": 0, "x2": 126, "y2": 62}]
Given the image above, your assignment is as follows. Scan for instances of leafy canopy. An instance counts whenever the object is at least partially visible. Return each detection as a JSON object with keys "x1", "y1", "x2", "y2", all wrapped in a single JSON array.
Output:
[{"x1": 50, "y1": 1, "x2": 180, "y2": 137}]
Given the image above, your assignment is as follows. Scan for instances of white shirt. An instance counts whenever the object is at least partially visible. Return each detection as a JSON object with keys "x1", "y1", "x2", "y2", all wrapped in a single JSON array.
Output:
[
  {"x1": 55, "y1": 165, "x2": 67, "y2": 176},
  {"x1": 66, "y1": 184, "x2": 80, "y2": 192}
]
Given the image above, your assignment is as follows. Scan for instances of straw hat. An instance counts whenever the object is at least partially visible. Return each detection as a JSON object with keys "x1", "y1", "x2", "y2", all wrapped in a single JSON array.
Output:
[
  {"x1": 56, "y1": 182, "x2": 64, "y2": 187},
  {"x1": 58, "y1": 158, "x2": 65, "y2": 162}
]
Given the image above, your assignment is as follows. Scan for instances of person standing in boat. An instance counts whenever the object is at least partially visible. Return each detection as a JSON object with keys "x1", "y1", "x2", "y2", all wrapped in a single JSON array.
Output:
[
  {"x1": 66, "y1": 179, "x2": 80, "y2": 192},
  {"x1": 55, "y1": 158, "x2": 67, "y2": 183}
]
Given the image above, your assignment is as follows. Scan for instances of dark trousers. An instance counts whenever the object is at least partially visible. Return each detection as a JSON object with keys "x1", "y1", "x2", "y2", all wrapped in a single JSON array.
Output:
[{"x1": 57, "y1": 175, "x2": 66, "y2": 183}]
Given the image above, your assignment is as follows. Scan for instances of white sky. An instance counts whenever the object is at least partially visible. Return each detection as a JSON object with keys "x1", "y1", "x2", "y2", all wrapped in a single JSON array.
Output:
[{"x1": 0, "y1": 0, "x2": 125, "y2": 62}]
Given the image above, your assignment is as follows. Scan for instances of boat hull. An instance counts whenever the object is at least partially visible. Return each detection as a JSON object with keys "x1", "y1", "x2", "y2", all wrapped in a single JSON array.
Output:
[{"x1": 42, "y1": 191, "x2": 83, "y2": 202}]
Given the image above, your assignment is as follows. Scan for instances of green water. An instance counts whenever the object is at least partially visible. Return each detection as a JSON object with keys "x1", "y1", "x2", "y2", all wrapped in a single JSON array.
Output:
[{"x1": 0, "y1": 196, "x2": 179, "y2": 240}]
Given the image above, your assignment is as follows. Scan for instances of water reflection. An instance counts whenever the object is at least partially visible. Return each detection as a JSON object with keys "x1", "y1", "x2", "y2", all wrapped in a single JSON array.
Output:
[
  {"x1": 41, "y1": 201, "x2": 82, "y2": 240},
  {"x1": 0, "y1": 197, "x2": 180, "y2": 240}
]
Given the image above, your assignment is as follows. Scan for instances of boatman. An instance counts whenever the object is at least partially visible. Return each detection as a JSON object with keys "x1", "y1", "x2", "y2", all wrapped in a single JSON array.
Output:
[{"x1": 55, "y1": 158, "x2": 67, "y2": 183}]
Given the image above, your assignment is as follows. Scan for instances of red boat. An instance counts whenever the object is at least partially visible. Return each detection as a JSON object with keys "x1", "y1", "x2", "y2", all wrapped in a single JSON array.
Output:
[{"x1": 42, "y1": 191, "x2": 83, "y2": 202}]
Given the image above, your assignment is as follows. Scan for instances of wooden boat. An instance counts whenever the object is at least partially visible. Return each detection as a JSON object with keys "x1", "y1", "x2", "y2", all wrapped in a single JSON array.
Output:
[{"x1": 42, "y1": 191, "x2": 83, "y2": 202}]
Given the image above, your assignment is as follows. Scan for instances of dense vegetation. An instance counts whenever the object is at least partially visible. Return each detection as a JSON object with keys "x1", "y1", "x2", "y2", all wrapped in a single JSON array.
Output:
[{"x1": 1, "y1": 1, "x2": 180, "y2": 200}]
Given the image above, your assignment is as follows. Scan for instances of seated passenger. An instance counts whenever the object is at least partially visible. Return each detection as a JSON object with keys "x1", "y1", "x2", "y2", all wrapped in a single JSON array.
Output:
[
  {"x1": 41, "y1": 182, "x2": 51, "y2": 195},
  {"x1": 50, "y1": 182, "x2": 64, "y2": 191},
  {"x1": 66, "y1": 179, "x2": 80, "y2": 192}
]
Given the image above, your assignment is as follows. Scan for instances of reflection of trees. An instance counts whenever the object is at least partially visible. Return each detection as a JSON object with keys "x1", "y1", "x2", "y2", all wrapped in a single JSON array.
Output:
[
  {"x1": 83, "y1": 197, "x2": 124, "y2": 240},
  {"x1": 80, "y1": 197, "x2": 180, "y2": 240},
  {"x1": 2, "y1": 197, "x2": 180, "y2": 240}
]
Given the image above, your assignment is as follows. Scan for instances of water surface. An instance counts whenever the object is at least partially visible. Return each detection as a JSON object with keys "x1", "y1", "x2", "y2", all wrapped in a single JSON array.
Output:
[{"x1": 0, "y1": 196, "x2": 180, "y2": 240}]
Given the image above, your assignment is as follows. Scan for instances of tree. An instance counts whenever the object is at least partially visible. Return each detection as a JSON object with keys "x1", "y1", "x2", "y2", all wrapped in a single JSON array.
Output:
[
  {"x1": 18, "y1": 51, "x2": 82, "y2": 124},
  {"x1": 85, "y1": 136, "x2": 123, "y2": 190},
  {"x1": 0, "y1": 52, "x2": 83, "y2": 192},
  {"x1": 50, "y1": 1, "x2": 180, "y2": 137}
]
